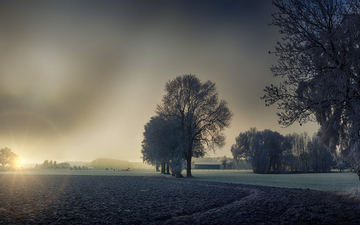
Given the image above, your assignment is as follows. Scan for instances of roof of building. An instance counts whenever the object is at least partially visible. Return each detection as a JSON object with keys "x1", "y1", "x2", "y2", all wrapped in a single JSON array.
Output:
[{"x1": 193, "y1": 162, "x2": 222, "y2": 165}]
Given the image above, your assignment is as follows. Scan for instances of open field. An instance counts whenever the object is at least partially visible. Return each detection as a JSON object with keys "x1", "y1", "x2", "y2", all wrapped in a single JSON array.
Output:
[
  {"x1": 0, "y1": 174, "x2": 360, "y2": 224},
  {"x1": 0, "y1": 169, "x2": 162, "y2": 177},
  {"x1": 192, "y1": 170, "x2": 360, "y2": 191},
  {"x1": 1, "y1": 169, "x2": 359, "y2": 191}
]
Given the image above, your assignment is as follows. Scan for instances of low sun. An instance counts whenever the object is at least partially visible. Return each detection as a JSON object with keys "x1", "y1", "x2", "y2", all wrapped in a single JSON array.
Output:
[{"x1": 13, "y1": 156, "x2": 22, "y2": 167}]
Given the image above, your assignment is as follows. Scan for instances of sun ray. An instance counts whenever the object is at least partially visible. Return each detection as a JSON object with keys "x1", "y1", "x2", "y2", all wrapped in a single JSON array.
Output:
[{"x1": 0, "y1": 111, "x2": 69, "y2": 162}]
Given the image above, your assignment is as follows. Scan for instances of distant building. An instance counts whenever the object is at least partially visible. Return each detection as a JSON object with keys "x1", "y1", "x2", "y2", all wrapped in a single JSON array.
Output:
[{"x1": 193, "y1": 162, "x2": 222, "y2": 170}]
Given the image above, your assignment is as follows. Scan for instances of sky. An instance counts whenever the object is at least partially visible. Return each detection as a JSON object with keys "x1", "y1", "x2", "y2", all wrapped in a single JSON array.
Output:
[{"x1": 0, "y1": 0, "x2": 319, "y2": 164}]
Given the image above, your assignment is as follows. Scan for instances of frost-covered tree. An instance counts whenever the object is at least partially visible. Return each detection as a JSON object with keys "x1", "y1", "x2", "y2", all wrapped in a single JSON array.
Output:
[
  {"x1": 231, "y1": 129, "x2": 292, "y2": 174},
  {"x1": 231, "y1": 128, "x2": 257, "y2": 162},
  {"x1": 287, "y1": 132, "x2": 335, "y2": 172},
  {"x1": 307, "y1": 134, "x2": 335, "y2": 172},
  {"x1": 289, "y1": 132, "x2": 311, "y2": 172},
  {"x1": 157, "y1": 74, "x2": 233, "y2": 177},
  {"x1": 251, "y1": 130, "x2": 292, "y2": 173},
  {"x1": 263, "y1": 0, "x2": 360, "y2": 174},
  {"x1": 141, "y1": 116, "x2": 185, "y2": 177}
]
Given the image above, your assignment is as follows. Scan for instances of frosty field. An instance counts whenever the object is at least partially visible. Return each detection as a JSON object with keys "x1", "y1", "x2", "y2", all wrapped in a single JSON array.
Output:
[
  {"x1": 192, "y1": 170, "x2": 360, "y2": 191},
  {"x1": 2, "y1": 169, "x2": 359, "y2": 191},
  {"x1": 2, "y1": 174, "x2": 360, "y2": 224}
]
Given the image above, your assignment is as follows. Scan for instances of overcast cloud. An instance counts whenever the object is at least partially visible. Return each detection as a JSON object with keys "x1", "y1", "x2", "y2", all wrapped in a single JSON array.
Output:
[{"x1": 0, "y1": 0, "x2": 319, "y2": 163}]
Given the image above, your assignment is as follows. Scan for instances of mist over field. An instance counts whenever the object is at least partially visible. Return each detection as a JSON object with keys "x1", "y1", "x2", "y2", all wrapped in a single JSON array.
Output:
[{"x1": 0, "y1": 0, "x2": 319, "y2": 164}]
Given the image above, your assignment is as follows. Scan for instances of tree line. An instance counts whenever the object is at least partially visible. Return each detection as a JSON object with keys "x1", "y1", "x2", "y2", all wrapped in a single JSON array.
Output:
[
  {"x1": 231, "y1": 128, "x2": 336, "y2": 174},
  {"x1": 35, "y1": 160, "x2": 78, "y2": 170},
  {"x1": 35, "y1": 158, "x2": 134, "y2": 170}
]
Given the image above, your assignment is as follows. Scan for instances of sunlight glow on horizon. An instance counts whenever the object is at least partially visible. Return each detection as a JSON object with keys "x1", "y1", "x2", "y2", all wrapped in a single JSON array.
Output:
[{"x1": 0, "y1": 1, "x2": 320, "y2": 163}]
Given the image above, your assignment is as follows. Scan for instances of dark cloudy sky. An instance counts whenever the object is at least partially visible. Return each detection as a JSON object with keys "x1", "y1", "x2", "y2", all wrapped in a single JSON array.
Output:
[{"x1": 0, "y1": 0, "x2": 319, "y2": 163}]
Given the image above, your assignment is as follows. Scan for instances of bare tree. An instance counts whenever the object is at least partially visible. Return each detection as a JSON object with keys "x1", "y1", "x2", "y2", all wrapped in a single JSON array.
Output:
[
  {"x1": 287, "y1": 132, "x2": 335, "y2": 172},
  {"x1": 307, "y1": 134, "x2": 336, "y2": 172},
  {"x1": 231, "y1": 129, "x2": 292, "y2": 174},
  {"x1": 231, "y1": 128, "x2": 257, "y2": 162},
  {"x1": 289, "y1": 132, "x2": 311, "y2": 172},
  {"x1": 252, "y1": 130, "x2": 291, "y2": 174},
  {"x1": 262, "y1": 0, "x2": 360, "y2": 175},
  {"x1": 156, "y1": 74, "x2": 233, "y2": 177}
]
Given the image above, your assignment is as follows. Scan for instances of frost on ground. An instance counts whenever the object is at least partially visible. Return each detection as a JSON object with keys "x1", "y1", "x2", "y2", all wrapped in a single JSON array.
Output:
[
  {"x1": 343, "y1": 185, "x2": 360, "y2": 201},
  {"x1": 0, "y1": 174, "x2": 359, "y2": 224}
]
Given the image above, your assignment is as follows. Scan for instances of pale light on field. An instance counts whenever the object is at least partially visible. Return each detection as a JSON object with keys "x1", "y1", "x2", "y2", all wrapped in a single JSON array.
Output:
[{"x1": 13, "y1": 157, "x2": 22, "y2": 168}]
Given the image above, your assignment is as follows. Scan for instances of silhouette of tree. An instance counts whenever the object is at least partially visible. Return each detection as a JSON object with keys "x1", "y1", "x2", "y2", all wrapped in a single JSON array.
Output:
[
  {"x1": 0, "y1": 147, "x2": 18, "y2": 169},
  {"x1": 148, "y1": 74, "x2": 232, "y2": 177},
  {"x1": 231, "y1": 129, "x2": 292, "y2": 174},
  {"x1": 141, "y1": 116, "x2": 184, "y2": 176},
  {"x1": 263, "y1": 0, "x2": 360, "y2": 175}
]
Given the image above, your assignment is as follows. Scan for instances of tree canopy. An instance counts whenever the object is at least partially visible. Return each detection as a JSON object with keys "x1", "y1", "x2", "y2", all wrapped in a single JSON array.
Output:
[
  {"x1": 231, "y1": 129, "x2": 292, "y2": 174},
  {"x1": 142, "y1": 74, "x2": 232, "y2": 177},
  {"x1": 262, "y1": 0, "x2": 360, "y2": 172},
  {"x1": 141, "y1": 116, "x2": 184, "y2": 175}
]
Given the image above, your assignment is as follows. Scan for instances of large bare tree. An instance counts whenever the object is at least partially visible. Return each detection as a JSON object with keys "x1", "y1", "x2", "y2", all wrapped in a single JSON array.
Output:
[
  {"x1": 156, "y1": 74, "x2": 233, "y2": 177},
  {"x1": 262, "y1": 0, "x2": 360, "y2": 176}
]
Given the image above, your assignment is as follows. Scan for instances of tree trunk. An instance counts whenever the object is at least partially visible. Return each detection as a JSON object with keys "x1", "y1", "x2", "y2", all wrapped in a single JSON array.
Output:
[
  {"x1": 166, "y1": 163, "x2": 170, "y2": 174},
  {"x1": 161, "y1": 163, "x2": 165, "y2": 174},
  {"x1": 186, "y1": 157, "x2": 192, "y2": 177},
  {"x1": 155, "y1": 164, "x2": 160, "y2": 172},
  {"x1": 186, "y1": 145, "x2": 193, "y2": 177}
]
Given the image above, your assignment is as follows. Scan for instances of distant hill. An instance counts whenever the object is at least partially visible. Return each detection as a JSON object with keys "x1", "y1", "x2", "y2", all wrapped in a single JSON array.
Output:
[{"x1": 90, "y1": 158, "x2": 133, "y2": 170}]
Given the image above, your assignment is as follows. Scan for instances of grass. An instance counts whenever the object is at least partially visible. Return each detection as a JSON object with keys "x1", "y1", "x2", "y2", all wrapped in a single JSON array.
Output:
[
  {"x1": 0, "y1": 169, "x2": 163, "y2": 177},
  {"x1": 1, "y1": 169, "x2": 359, "y2": 191},
  {"x1": 191, "y1": 170, "x2": 360, "y2": 191}
]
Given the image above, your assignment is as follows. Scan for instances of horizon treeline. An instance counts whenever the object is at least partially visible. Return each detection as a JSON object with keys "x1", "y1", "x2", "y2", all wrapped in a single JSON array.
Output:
[
  {"x1": 231, "y1": 128, "x2": 336, "y2": 174},
  {"x1": 35, "y1": 160, "x2": 72, "y2": 169},
  {"x1": 35, "y1": 158, "x2": 133, "y2": 170}
]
